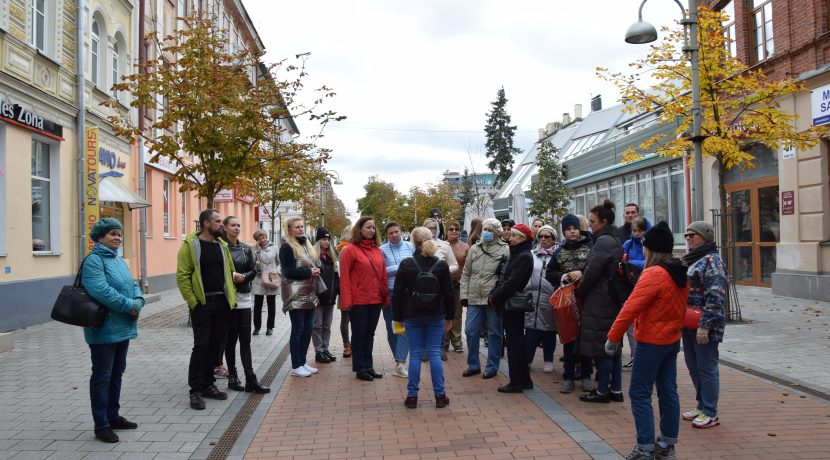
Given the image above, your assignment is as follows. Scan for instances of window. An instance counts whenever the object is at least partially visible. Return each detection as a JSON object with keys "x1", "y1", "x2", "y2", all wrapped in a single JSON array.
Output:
[
  {"x1": 721, "y1": 1, "x2": 737, "y2": 57},
  {"x1": 31, "y1": 140, "x2": 52, "y2": 252},
  {"x1": 112, "y1": 41, "x2": 119, "y2": 97},
  {"x1": 752, "y1": 0, "x2": 774, "y2": 62},
  {"x1": 0, "y1": 126, "x2": 6, "y2": 255},
  {"x1": 653, "y1": 168, "x2": 670, "y2": 225},
  {"x1": 624, "y1": 175, "x2": 637, "y2": 205},
  {"x1": 670, "y1": 164, "x2": 687, "y2": 243},
  {"x1": 609, "y1": 179, "x2": 623, "y2": 226},
  {"x1": 181, "y1": 191, "x2": 187, "y2": 237},
  {"x1": 637, "y1": 171, "x2": 653, "y2": 221},
  {"x1": 31, "y1": 0, "x2": 46, "y2": 52},
  {"x1": 91, "y1": 19, "x2": 100, "y2": 85},
  {"x1": 163, "y1": 178, "x2": 170, "y2": 236}
]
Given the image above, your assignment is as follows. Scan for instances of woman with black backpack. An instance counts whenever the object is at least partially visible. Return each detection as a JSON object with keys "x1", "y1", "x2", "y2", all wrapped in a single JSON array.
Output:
[{"x1": 392, "y1": 226, "x2": 455, "y2": 409}]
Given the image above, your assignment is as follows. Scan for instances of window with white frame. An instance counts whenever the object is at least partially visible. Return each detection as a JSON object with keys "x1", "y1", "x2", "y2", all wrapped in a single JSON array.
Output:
[
  {"x1": 31, "y1": 140, "x2": 53, "y2": 252},
  {"x1": 721, "y1": 1, "x2": 737, "y2": 57},
  {"x1": 112, "y1": 41, "x2": 119, "y2": 97},
  {"x1": 163, "y1": 178, "x2": 170, "y2": 236},
  {"x1": 91, "y1": 19, "x2": 100, "y2": 86},
  {"x1": 181, "y1": 190, "x2": 187, "y2": 237},
  {"x1": 30, "y1": 0, "x2": 46, "y2": 52},
  {"x1": 752, "y1": 0, "x2": 774, "y2": 62}
]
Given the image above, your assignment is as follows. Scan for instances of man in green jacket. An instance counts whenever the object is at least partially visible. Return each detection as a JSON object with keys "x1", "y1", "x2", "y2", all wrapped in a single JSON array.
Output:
[{"x1": 177, "y1": 208, "x2": 238, "y2": 410}]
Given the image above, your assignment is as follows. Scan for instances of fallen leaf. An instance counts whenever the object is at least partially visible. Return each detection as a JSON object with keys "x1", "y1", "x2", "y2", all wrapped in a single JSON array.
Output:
[
  {"x1": 782, "y1": 393, "x2": 789, "y2": 396},
  {"x1": 768, "y1": 433, "x2": 776, "y2": 436},
  {"x1": 209, "y1": 441, "x2": 216, "y2": 446}
]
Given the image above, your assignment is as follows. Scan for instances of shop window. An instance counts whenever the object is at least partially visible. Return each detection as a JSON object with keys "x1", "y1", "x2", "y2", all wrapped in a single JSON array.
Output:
[
  {"x1": 637, "y1": 171, "x2": 653, "y2": 221},
  {"x1": 586, "y1": 185, "x2": 597, "y2": 210},
  {"x1": 163, "y1": 178, "x2": 170, "y2": 236},
  {"x1": 624, "y1": 175, "x2": 637, "y2": 206},
  {"x1": 32, "y1": 139, "x2": 58, "y2": 253},
  {"x1": 752, "y1": 0, "x2": 774, "y2": 62},
  {"x1": 0, "y1": 126, "x2": 6, "y2": 255},
  {"x1": 670, "y1": 164, "x2": 687, "y2": 243},
  {"x1": 653, "y1": 168, "x2": 669, "y2": 225},
  {"x1": 609, "y1": 179, "x2": 623, "y2": 226}
]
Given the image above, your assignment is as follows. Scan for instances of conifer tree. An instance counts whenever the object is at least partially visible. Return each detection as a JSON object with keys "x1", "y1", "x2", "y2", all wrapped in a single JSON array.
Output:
[{"x1": 484, "y1": 87, "x2": 522, "y2": 186}]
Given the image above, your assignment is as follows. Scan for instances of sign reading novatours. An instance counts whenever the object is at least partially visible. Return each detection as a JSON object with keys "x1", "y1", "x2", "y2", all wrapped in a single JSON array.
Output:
[{"x1": 811, "y1": 83, "x2": 830, "y2": 126}]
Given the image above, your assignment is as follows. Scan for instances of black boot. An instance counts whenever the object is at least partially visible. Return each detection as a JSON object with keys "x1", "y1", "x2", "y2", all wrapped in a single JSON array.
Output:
[
  {"x1": 227, "y1": 370, "x2": 245, "y2": 392},
  {"x1": 245, "y1": 372, "x2": 270, "y2": 394}
]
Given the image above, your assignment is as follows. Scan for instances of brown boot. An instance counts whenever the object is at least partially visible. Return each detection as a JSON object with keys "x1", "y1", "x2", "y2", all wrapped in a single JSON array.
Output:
[{"x1": 343, "y1": 341, "x2": 352, "y2": 358}]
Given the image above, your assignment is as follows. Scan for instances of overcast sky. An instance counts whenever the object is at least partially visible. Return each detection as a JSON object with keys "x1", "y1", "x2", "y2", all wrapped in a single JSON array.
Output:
[{"x1": 244, "y1": 0, "x2": 681, "y2": 220}]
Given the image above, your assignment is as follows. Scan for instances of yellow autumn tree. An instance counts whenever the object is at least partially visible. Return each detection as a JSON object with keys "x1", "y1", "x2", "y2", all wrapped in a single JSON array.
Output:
[{"x1": 598, "y1": 6, "x2": 828, "y2": 245}]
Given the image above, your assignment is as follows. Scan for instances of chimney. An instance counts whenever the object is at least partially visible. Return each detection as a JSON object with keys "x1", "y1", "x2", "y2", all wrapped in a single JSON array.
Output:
[
  {"x1": 591, "y1": 95, "x2": 602, "y2": 112},
  {"x1": 574, "y1": 104, "x2": 583, "y2": 120},
  {"x1": 538, "y1": 128, "x2": 546, "y2": 139},
  {"x1": 562, "y1": 113, "x2": 571, "y2": 125},
  {"x1": 546, "y1": 122, "x2": 559, "y2": 134}
]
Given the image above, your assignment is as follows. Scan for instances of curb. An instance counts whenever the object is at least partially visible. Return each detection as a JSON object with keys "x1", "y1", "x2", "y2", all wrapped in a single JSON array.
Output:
[{"x1": 719, "y1": 355, "x2": 830, "y2": 402}]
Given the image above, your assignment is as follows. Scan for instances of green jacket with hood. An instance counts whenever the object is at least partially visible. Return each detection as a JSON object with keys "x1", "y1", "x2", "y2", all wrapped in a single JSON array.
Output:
[{"x1": 177, "y1": 231, "x2": 237, "y2": 309}]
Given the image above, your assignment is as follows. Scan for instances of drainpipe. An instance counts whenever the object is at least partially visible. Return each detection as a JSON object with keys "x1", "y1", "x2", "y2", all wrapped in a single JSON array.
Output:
[
  {"x1": 138, "y1": 0, "x2": 149, "y2": 293},
  {"x1": 76, "y1": 0, "x2": 85, "y2": 264},
  {"x1": 684, "y1": 152, "x2": 692, "y2": 225}
]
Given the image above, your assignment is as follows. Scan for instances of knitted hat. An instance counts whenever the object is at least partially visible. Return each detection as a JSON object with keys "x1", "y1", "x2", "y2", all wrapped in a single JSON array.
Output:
[
  {"x1": 643, "y1": 221, "x2": 674, "y2": 253},
  {"x1": 316, "y1": 227, "x2": 331, "y2": 241},
  {"x1": 429, "y1": 208, "x2": 442, "y2": 218},
  {"x1": 511, "y1": 224, "x2": 534, "y2": 241},
  {"x1": 686, "y1": 221, "x2": 715, "y2": 243},
  {"x1": 90, "y1": 217, "x2": 123, "y2": 241},
  {"x1": 537, "y1": 224, "x2": 558, "y2": 240},
  {"x1": 560, "y1": 214, "x2": 579, "y2": 230},
  {"x1": 501, "y1": 219, "x2": 515, "y2": 228}
]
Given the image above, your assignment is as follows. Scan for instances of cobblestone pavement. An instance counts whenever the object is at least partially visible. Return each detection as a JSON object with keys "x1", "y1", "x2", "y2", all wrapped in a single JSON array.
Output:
[
  {"x1": 2, "y1": 285, "x2": 830, "y2": 459},
  {"x1": 0, "y1": 289, "x2": 290, "y2": 460}
]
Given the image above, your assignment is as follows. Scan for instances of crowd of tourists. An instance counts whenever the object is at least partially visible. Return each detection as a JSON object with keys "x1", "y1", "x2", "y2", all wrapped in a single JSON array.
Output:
[{"x1": 78, "y1": 202, "x2": 727, "y2": 460}]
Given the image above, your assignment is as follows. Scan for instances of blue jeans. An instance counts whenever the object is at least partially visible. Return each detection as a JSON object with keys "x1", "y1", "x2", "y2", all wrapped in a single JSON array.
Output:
[
  {"x1": 562, "y1": 341, "x2": 593, "y2": 381},
  {"x1": 595, "y1": 354, "x2": 622, "y2": 395},
  {"x1": 524, "y1": 328, "x2": 556, "y2": 364},
  {"x1": 383, "y1": 304, "x2": 409, "y2": 363},
  {"x1": 682, "y1": 328, "x2": 720, "y2": 416},
  {"x1": 89, "y1": 340, "x2": 130, "y2": 430},
  {"x1": 405, "y1": 316, "x2": 446, "y2": 398},
  {"x1": 630, "y1": 341, "x2": 680, "y2": 450},
  {"x1": 289, "y1": 309, "x2": 315, "y2": 369},
  {"x1": 464, "y1": 305, "x2": 503, "y2": 374}
]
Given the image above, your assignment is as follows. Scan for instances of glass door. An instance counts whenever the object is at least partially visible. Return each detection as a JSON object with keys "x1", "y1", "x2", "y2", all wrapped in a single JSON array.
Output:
[{"x1": 726, "y1": 178, "x2": 779, "y2": 287}]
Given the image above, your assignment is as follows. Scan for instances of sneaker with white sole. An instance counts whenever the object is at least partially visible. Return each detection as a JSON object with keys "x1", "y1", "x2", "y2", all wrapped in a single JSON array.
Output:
[
  {"x1": 691, "y1": 413, "x2": 720, "y2": 429},
  {"x1": 392, "y1": 363, "x2": 408, "y2": 378},
  {"x1": 681, "y1": 408, "x2": 701, "y2": 421},
  {"x1": 291, "y1": 366, "x2": 312, "y2": 377},
  {"x1": 543, "y1": 362, "x2": 554, "y2": 373},
  {"x1": 303, "y1": 364, "x2": 319, "y2": 374}
]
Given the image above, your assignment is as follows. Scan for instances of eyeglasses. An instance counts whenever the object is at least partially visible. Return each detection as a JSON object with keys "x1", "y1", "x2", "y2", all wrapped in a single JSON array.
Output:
[
  {"x1": 683, "y1": 233, "x2": 698, "y2": 239},
  {"x1": 538, "y1": 234, "x2": 553, "y2": 240},
  {"x1": 448, "y1": 227, "x2": 459, "y2": 231}
]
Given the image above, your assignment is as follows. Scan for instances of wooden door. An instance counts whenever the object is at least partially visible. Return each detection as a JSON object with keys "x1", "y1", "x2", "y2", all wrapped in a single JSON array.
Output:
[{"x1": 726, "y1": 178, "x2": 779, "y2": 287}]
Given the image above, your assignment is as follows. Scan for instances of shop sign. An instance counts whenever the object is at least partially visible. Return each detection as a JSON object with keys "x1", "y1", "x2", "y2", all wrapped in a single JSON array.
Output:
[
  {"x1": 85, "y1": 128, "x2": 100, "y2": 254},
  {"x1": 781, "y1": 191, "x2": 795, "y2": 215},
  {"x1": 0, "y1": 99, "x2": 64, "y2": 140},
  {"x1": 142, "y1": 144, "x2": 205, "y2": 182},
  {"x1": 98, "y1": 145, "x2": 127, "y2": 178},
  {"x1": 811, "y1": 83, "x2": 830, "y2": 126},
  {"x1": 213, "y1": 189, "x2": 233, "y2": 203},
  {"x1": 258, "y1": 206, "x2": 273, "y2": 222}
]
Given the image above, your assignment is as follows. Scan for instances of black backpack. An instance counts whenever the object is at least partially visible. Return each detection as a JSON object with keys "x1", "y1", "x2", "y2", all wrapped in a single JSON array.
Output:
[
  {"x1": 608, "y1": 261, "x2": 642, "y2": 306},
  {"x1": 408, "y1": 257, "x2": 443, "y2": 311}
]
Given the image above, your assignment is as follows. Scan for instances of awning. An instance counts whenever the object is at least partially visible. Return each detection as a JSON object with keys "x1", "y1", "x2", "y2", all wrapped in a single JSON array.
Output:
[{"x1": 98, "y1": 176, "x2": 151, "y2": 210}]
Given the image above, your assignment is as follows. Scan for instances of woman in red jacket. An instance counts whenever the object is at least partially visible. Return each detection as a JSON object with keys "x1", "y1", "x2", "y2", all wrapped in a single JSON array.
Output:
[
  {"x1": 606, "y1": 221, "x2": 689, "y2": 460},
  {"x1": 339, "y1": 216, "x2": 389, "y2": 381}
]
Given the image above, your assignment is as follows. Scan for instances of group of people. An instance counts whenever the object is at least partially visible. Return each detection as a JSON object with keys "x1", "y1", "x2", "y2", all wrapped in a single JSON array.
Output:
[{"x1": 78, "y1": 202, "x2": 727, "y2": 460}]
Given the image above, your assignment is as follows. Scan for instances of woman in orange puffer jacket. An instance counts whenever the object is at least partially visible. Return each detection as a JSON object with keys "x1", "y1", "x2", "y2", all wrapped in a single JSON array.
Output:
[{"x1": 606, "y1": 221, "x2": 688, "y2": 460}]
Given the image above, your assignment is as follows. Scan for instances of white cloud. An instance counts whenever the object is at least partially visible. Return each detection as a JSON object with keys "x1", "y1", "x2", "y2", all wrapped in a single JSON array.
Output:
[{"x1": 244, "y1": 0, "x2": 683, "y2": 218}]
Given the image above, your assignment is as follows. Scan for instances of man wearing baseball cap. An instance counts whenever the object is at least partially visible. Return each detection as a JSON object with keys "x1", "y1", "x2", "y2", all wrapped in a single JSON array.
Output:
[{"x1": 430, "y1": 208, "x2": 446, "y2": 241}]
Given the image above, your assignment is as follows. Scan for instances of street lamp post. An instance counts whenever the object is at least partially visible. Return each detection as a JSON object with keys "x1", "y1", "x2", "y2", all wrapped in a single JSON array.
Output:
[{"x1": 626, "y1": 0, "x2": 704, "y2": 222}]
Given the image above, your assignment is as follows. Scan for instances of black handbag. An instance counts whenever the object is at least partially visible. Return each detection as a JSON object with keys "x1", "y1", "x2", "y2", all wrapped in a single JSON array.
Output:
[
  {"x1": 504, "y1": 290, "x2": 534, "y2": 313},
  {"x1": 51, "y1": 255, "x2": 108, "y2": 329}
]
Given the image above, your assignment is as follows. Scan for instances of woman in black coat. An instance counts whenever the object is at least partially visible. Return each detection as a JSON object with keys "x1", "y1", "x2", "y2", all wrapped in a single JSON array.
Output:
[
  {"x1": 576, "y1": 200, "x2": 623, "y2": 403},
  {"x1": 489, "y1": 224, "x2": 535, "y2": 393}
]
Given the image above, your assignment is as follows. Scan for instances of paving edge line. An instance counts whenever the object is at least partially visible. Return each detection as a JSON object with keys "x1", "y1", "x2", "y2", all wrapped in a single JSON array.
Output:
[
  {"x1": 718, "y1": 354, "x2": 830, "y2": 402},
  {"x1": 490, "y1": 349, "x2": 624, "y2": 460},
  {"x1": 189, "y1": 326, "x2": 291, "y2": 460}
]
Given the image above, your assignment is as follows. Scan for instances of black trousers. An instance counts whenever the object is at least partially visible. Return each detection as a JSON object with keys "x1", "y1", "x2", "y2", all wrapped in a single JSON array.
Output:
[
  {"x1": 253, "y1": 295, "x2": 276, "y2": 330},
  {"x1": 504, "y1": 310, "x2": 532, "y2": 386},
  {"x1": 189, "y1": 298, "x2": 229, "y2": 393},
  {"x1": 349, "y1": 304, "x2": 382, "y2": 372},
  {"x1": 225, "y1": 308, "x2": 253, "y2": 376}
]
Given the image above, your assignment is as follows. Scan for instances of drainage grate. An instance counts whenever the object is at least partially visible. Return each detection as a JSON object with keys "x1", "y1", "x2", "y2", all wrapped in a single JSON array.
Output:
[{"x1": 206, "y1": 341, "x2": 290, "y2": 460}]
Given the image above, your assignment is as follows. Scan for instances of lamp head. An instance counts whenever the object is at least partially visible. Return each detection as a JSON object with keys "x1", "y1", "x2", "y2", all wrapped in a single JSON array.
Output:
[
  {"x1": 625, "y1": 21, "x2": 658, "y2": 44},
  {"x1": 333, "y1": 179, "x2": 344, "y2": 185}
]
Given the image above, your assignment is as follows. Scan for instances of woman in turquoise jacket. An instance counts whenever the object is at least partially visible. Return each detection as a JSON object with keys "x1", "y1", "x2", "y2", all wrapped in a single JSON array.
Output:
[{"x1": 81, "y1": 218, "x2": 144, "y2": 444}]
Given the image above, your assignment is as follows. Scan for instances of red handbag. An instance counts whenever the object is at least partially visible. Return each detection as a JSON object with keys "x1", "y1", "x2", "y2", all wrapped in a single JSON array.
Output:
[
  {"x1": 683, "y1": 307, "x2": 702, "y2": 330},
  {"x1": 549, "y1": 283, "x2": 580, "y2": 344}
]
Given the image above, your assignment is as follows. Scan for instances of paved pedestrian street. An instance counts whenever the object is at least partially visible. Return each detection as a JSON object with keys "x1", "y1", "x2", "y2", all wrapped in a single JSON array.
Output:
[{"x1": 1, "y1": 287, "x2": 830, "y2": 459}]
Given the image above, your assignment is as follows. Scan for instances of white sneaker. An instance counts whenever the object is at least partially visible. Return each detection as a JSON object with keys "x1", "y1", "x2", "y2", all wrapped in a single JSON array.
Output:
[
  {"x1": 543, "y1": 362, "x2": 554, "y2": 373},
  {"x1": 303, "y1": 364, "x2": 319, "y2": 374},
  {"x1": 291, "y1": 366, "x2": 311, "y2": 377},
  {"x1": 392, "y1": 363, "x2": 408, "y2": 378},
  {"x1": 681, "y1": 408, "x2": 701, "y2": 421}
]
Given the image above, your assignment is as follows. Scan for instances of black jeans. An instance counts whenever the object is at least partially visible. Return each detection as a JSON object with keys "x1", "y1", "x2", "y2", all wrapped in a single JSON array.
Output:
[
  {"x1": 349, "y1": 304, "x2": 382, "y2": 372},
  {"x1": 225, "y1": 308, "x2": 253, "y2": 376},
  {"x1": 189, "y1": 298, "x2": 229, "y2": 393},
  {"x1": 504, "y1": 310, "x2": 531, "y2": 386},
  {"x1": 89, "y1": 340, "x2": 129, "y2": 430},
  {"x1": 340, "y1": 309, "x2": 351, "y2": 343},
  {"x1": 253, "y1": 295, "x2": 276, "y2": 330}
]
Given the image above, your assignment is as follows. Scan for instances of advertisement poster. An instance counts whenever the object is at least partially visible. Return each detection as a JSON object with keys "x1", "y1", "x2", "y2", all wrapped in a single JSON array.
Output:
[{"x1": 85, "y1": 127, "x2": 99, "y2": 254}]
